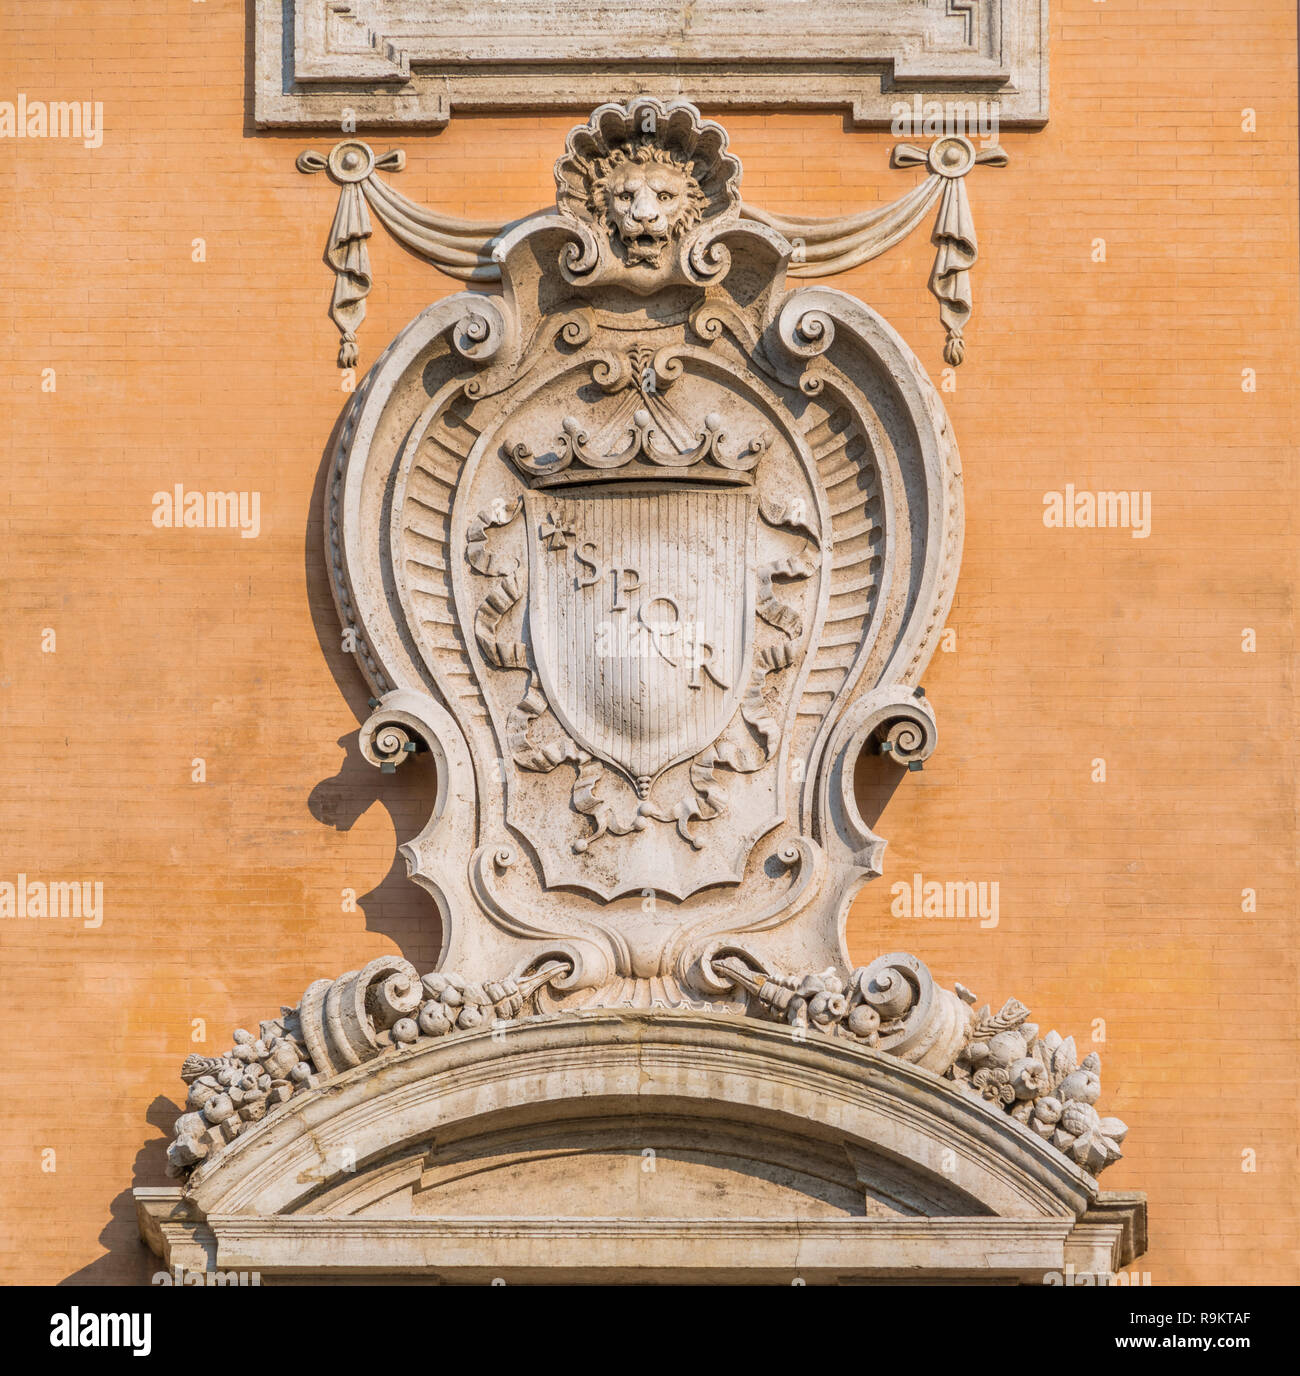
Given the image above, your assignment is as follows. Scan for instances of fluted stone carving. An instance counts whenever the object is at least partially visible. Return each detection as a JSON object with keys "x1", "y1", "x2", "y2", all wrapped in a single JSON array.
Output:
[
  {"x1": 315, "y1": 98, "x2": 964, "y2": 1003},
  {"x1": 160, "y1": 99, "x2": 1134, "y2": 1215}
]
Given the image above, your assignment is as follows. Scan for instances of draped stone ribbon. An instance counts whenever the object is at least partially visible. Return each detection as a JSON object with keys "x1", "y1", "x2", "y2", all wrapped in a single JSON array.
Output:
[
  {"x1": 888, "y1": 139, "x2": 1010, "y2": 365},
  {"x1": 465, "y1": 497, "x2": 528, "y2": 670},
  {"x1": 740, "y1": 177, "x2": 942, "y2": 276},
  {"x1": 757, "y1": 553, "x2": 816, "y2": 639},
  {"x1": 298, "y1": 135, "x2": 1006, "y2": 369},
  {"x1": 296, "y1": 143, "x2": 405, "y2": 367},
  {"x1": 505, "y1": 674, "x2": 582, "y2": 774},
  {"x1": 753, "y1": 136, "x2": 1008, "y2": 366},
  {"x1": 360, "y1": 173, "x2": 505, "y2": 282},
  {"x1": 296, "y1": 139, "x2": 498, "y2": 367}
]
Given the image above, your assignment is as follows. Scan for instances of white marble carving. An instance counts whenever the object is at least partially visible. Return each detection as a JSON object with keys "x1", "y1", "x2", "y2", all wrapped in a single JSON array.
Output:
[
  {"x1": 165, "y1": 949, "x2": 1128, "y2": 1182},
  {"x1": 143, "y1": 1011, "x2": 1145, "y2": 1285},
  {"x1": 156, "y1": 101, "x2": 1136, "y2": 1224},
  {"x1": 317, "y1": 98, "x2": 962, "y2": 1003},
  {"x1": 258, "y1": 0, "x2": 1049, "y2": 128},
  {"x1": 298, "y1": 128, "x2": 1007, "y2": 365}
]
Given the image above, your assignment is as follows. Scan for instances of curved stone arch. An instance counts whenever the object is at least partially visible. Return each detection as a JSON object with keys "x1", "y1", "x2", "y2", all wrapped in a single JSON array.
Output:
[
  {"x1": 187, "y1": 1014, "x2": 1092, "y2": 1219},
  {"x1": 138, "y1": 1014, "x2": 1143, "y2": 1284}
]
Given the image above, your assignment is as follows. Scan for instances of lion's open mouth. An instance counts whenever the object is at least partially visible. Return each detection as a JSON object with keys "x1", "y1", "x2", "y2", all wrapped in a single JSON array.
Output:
[{"x1": 626, "y1": 232, "x2": 665, "y2": 265}]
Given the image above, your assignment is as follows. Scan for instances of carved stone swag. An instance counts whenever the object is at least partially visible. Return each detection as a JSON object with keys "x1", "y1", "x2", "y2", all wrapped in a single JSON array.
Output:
[{"x1": 137, "y1": 98, "x2": 1145, "y2": 1285}]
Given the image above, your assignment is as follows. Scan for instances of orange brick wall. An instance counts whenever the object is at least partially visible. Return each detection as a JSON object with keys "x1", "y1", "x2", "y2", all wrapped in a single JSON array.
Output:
[{"x1": 1, "y1": 2, "x2": 1295, "y2": 1284}]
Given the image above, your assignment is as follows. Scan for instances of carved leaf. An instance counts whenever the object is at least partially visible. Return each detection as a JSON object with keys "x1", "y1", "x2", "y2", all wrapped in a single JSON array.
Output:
[{"x1": 1050, "y1": 1035, "x2": 1077, "y2": 1082}]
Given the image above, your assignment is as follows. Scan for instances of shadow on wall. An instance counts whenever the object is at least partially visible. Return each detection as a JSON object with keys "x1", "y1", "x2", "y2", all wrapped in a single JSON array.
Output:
[
  {"x1": 854, "y1": 736, "x2": 908, "y2": 840},
  {"x1": 303, "y1": 398, "x2": 446, "y2": 970},
  {"x1": 65, "y1": 384, "x2": 913, "y2": 1285},
  {"x1": 61, "y1": 397, "x2": 447, "y2": 1284},
  {"x1": 60, "y1": 1097, "x2": 177, "y2": 1286}
]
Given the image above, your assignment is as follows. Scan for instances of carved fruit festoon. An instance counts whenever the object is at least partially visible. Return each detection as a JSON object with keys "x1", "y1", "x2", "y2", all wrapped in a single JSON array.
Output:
[{"x1": 163, "y1": 100, "x2": 1129, "y2": 1185}]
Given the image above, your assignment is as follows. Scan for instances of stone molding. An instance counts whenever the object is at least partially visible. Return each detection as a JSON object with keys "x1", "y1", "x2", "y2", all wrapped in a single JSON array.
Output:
[
  {"x1": 165, "y1": 953, "x2": 1128, "y2": 1183},
  {"x1": 257, "y1": 0, "x2": 1049, "y2": 128},
  {"x1": 138, "y1": 1212, "x2": 1141, "y2": 1285},
  {"x1": 139, "y1": 1010, "x2": 1144, "y2": 1284},
  {"x1": 138, "y1": 96, "x2": 1145, "y2": 1282}
]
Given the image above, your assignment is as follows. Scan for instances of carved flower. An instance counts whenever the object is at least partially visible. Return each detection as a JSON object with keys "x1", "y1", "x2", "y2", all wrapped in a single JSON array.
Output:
[{"x1": 972, "y1": 1066, "x2": 1015, "y2": 1106}]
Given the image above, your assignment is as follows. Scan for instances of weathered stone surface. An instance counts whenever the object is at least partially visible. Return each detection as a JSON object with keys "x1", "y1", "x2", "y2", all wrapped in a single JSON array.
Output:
[
  {"x1": 141, "y1": 1011, "x2": 1144, "y2": 1283},
  {"x1": 323, "y1": 97, "x2": 964, "y2": 1006},
  {"x1": 144, "y1": 98, "x2": 1142, "y2": 1279},
  {"x1": 297, "y1": 124, "x2": 1007, "y2": 364},
  {"x1": 257, "y1": 0, "x2": 1050, "y2": 128},
  {"x1": 164, "y1": 948, "x2": 1127, "y2": 1184}
]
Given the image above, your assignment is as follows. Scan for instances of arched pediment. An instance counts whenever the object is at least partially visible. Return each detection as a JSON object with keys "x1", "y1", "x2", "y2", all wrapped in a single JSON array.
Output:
[
  {"x1": 137, "y1": 1013, "x2": 1144, "y2": 1284},
  {"x1": 137, "y1": 98, "x2": 1145, "y2": 1288}
]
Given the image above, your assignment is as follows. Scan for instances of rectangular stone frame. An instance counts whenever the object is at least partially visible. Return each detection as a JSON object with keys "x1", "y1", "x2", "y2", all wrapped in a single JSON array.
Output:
[
  {"x1": 255, "y1": 0, "x2": 1049, "y2": 128},
  {"x1": 136, "y1": 1191, "x2": 1147, "y2": 1284}
]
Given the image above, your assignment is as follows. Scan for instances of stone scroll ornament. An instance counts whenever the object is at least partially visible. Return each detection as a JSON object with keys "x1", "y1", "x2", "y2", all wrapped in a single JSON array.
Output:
[
  {"x1": 165, "y1": 100, "x2": 1127, "y2": 1182},
  {"x1": 298, "y1": 129, "x2": 1006, "y2": 368}
]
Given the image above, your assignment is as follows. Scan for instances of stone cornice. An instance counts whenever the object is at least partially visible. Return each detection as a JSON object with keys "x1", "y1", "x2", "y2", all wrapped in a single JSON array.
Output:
[{"x1": 257, "y1": 0, "x2": 1049, "y2": 129}]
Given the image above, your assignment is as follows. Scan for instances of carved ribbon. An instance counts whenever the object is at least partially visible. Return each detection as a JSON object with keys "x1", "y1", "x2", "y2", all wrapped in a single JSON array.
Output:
[
  {"x1": 465, "y1": 499, "x2": 527, "y2": 670},
  {"x1": 474, "y1": 571, "x2": 527, "y2": 671},
  {"x1": 296, "y1": 146, "x2": 406, "y2": 367},
  {"x1": 740, "y1": 176, "x2": 941, "y2": 275},
  {"x1": 757, "y1": 553, "x2": 816, "y2": 639},
  {"x1": 361, "y1": 173, "x2": 505, "y2": 281},
  {"x1": 571, "y1": 758, "x2": 644, "y2": 850},
  {"x1": 297, "y1": 142, "x2": 500, "y2": 367},
  {"x1": 506, "y1": 674, "x2": 582, "y2": 774},
  {"x1": 755, "y1": 140, "x2": 1008, "y2": 366},
  {"x1": 889, "y1": 141, "x2": 1009, "y2": 365},
  {"x1": 298, "y1": 137, "x2": 1006, "y2": 367},
  {"x1": 506, "y1": 685, "x2": 641, "y2": 851}
]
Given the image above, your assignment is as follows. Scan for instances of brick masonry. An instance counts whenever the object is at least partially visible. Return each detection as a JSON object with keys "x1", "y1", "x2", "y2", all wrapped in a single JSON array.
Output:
[{"x1": 0, "y1": 1, "x2": 1295, "y2": 1284}]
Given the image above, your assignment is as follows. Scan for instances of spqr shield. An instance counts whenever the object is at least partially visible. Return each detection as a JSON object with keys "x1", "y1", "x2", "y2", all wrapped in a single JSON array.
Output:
[{"x1": 525, "y1": 487, "x2": 756, "y2": 787}]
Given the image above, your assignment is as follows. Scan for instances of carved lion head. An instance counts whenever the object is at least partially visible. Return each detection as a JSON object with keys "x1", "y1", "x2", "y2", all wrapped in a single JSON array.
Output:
[
  {"x1": 555, "y1": 99, "x2": 742, "y2": 277},
  {"x1": 586, "y1": 142, "x2": 709, "y2": 268}
]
